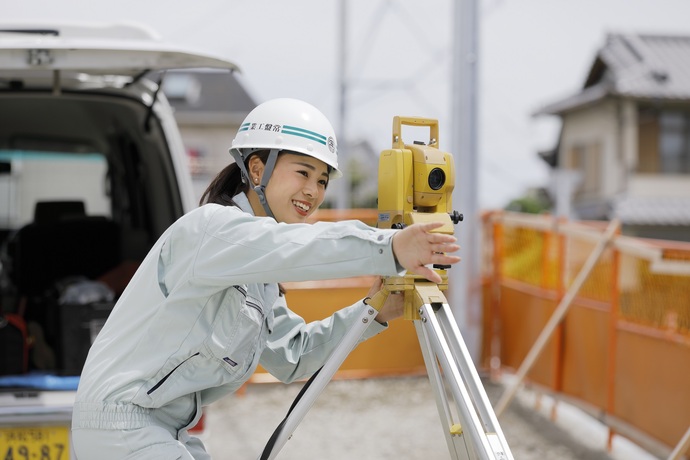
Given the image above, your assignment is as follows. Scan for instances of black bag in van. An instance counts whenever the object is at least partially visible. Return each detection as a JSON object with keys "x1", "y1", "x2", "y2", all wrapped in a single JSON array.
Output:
[
  {"x1": 0, "y1": 313, "x2": 29, "y2": 375},
  {"x1": 51, "y1": 278, "x2": 116, "y2": 376}
]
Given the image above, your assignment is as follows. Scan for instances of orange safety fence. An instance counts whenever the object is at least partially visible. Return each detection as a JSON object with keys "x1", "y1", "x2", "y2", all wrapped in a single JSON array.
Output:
[
  {"x1": 482, "y1": 211, "x2": 690, "y2": 458},
  {"x1": 245, "y1": 207, "x2": 689, "y2": 457}
]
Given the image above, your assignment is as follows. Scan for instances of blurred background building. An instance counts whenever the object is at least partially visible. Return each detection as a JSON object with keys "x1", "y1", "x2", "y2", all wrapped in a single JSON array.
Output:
[
  {"x1": 161, "y1": 69, "x2": 256, "y2": 201},
  {"x1": 535, "y1": 33, "x2": 690, "y2": 242}
]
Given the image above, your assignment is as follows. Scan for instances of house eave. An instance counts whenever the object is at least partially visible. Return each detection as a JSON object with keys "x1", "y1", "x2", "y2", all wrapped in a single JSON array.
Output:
[{"x1": 532, "y1": 84, "x2": 611, "y2": 116}]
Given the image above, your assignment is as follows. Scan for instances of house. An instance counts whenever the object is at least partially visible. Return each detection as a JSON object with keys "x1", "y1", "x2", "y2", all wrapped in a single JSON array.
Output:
[
  {"x1": 160, "y1": 69, "x2": 256, "y2": 201},
  {"x1": 535, "y1": 33, "x2": 690, "y2": 241}
]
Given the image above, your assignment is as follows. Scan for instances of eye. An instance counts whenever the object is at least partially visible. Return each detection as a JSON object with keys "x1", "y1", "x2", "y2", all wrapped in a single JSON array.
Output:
[
  {"x1": 319, "y1": 179, "x2": 328, "y2": 188},
  {"x1": 297, "y1": 170, "x2": 309, "y2": 177}
]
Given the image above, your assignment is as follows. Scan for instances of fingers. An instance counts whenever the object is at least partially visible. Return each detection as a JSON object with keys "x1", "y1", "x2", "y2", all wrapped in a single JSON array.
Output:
[
  {"x1": 430, "y1": 242, "x2": 460, "y2": 253},
  {"x1": 367, "y1": 276, "x2": 383, "y2": 298},
  {"x1": 417, "y1": 221, "x2": 445, "y2": 232},
  {"x1": 423, "y1": 228, "x2": 458, "y2": 249},
  {"x1": 431, "y1": 253, "x2": 461, "y2": 264},
  {"x1": 391, "y1": 223, "x2": 462, "y2": 279},
  {"x1": 409, "y1": 265, "x2": 443, "y2": 284},
  {"x1": 425, "y1": 231, "x2": 460, "y2": 259},
  {"x1": 426, "y1": 232, "x2": 458, "y2": 245},
  {"x1": 415, "y1": 225, "x2": 461, "y2": 276}
]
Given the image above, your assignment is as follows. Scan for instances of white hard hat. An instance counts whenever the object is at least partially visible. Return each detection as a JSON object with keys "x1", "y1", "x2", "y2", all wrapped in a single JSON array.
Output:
[{"x1": 230, "y1": 98, "x2": 342, "y2": 178}]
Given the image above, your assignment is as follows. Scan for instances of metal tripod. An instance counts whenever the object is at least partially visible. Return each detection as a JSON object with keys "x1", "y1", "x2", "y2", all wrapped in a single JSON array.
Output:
[{"x1": 258, "y1": 271, "x2": 514, "y2": 460}]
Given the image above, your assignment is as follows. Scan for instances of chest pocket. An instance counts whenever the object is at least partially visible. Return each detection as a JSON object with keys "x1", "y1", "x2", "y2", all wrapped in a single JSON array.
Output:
[{"x1": 203, "y1": 285, "x2": 264, "y2": 380}]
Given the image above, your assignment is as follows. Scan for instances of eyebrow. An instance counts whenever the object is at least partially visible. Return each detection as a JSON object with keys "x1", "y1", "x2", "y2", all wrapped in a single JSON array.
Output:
[{"x1": 294, "y1": 161, "x2": 329, "y2": 178}]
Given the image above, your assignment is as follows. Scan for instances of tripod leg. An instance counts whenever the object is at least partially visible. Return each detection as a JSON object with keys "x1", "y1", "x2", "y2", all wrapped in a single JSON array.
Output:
[
  {"x1": 435, "y1": 302, "x2": 513, "y2": 457},
  {"x1": 258, "y1": 304, "x2": 379, "y2": 460},
  {"x1": 418, "y1": 302, "x2": 513, "y2": 460},
  {"x1": 414, "y1": 319, "x2": 473, "y2": 460}
]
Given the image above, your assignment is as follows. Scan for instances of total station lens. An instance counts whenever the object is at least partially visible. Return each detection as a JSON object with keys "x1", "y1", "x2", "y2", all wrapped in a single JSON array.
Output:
[{"x1": 428, "y1": 167, "x2": 445, "y2": 190}]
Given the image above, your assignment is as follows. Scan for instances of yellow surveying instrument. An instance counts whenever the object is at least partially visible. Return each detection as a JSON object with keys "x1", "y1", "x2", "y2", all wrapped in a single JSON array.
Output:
[{"x1": 259, "y1": 117, "x2": 514, "y2": 460}]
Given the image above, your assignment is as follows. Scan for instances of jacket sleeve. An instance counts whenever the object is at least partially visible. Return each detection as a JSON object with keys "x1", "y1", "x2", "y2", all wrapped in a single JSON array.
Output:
[
  {"x1": 191, "y1": 205, "x2": 403, "y2": 287},
  {"x1": 258, "y1": 297, "x2": 386, "y2": 383}
]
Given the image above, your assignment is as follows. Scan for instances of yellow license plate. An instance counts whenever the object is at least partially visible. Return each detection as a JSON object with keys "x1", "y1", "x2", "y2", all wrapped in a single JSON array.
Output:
[{"x1": 0, "y1": 425, "x2": 69, "y2": 460}]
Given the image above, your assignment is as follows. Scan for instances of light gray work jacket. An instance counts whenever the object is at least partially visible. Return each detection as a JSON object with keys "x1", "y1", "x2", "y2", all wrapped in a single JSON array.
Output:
[{"x1": 72, "y1": 193, "x2": 401, "y2": 435}]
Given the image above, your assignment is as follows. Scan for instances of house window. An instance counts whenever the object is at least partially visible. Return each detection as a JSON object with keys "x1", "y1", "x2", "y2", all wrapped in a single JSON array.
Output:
[
  {"x1": 659, "y1": 111, "x2": 690, "y2": 173},
  {"x1": 637, "y1": 108, "x2": 659, "y2": 173}
]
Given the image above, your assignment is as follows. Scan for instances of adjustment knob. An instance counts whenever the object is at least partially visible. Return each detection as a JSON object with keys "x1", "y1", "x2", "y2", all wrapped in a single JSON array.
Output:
[{"x1": 450, "y1": 211, "x2": 464, "y2": 224}]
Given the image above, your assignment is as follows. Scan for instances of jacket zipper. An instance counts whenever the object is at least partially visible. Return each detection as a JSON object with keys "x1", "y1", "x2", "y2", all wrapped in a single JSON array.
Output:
[
  {"x1": 234, "y1": 285, "x2": 262, "y2": 316},
  {"x1": 147, "y1": 352, "x2": 200, "y2": 395},
  {"x1": 246, "y1": 300, "x2": 263, "y2": 316}
]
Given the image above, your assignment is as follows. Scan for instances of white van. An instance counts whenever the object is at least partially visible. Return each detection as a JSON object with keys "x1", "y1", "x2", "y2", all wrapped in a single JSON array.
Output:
[{"x1": 0, "y1": 23, "x2": 239, "y2": 458}]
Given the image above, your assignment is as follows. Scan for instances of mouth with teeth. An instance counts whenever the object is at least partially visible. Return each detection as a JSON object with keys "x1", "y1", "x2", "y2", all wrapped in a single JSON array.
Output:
[{"x1": 292, "y1": 200, "x2": 311, "y2": 216}]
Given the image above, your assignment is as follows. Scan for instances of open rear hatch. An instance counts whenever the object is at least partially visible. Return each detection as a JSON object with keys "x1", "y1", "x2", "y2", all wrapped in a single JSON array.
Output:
[{"x1": 0, "y1": 23, "x2": 239, "y2": 89}]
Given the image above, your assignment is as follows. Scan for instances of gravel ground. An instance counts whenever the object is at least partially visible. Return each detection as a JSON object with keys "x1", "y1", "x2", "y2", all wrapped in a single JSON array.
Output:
[{"x1": 202, "y1": 375, "x2": 645, "y2": 460}]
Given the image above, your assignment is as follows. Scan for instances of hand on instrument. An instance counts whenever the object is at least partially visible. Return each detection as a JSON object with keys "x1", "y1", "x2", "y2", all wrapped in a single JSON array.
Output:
[
  {"x1": 366, "y1": 277, "x2": 404, "y2": 324},
  {"x1": 392, "y1": 222, "x2": 461, "y2": 284}
]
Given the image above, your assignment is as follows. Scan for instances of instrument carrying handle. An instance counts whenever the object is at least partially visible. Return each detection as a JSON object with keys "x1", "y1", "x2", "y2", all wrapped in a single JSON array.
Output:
[{"x1": 392, "y1": 116, "x2": 439, "y2": 150}]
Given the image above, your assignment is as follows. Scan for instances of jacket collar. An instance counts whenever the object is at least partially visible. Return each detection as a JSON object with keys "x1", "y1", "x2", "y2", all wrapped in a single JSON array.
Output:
[{"x1": 232, "y1": 192, "x2": 255, "y2": 216}]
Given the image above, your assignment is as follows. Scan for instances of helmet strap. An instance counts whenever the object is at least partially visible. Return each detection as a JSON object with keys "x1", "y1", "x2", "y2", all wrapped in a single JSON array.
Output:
[
  {"x1": 254, "y1": 149, "x2": 279, "y2": 219},
  {"x1": 230, "y1": 148, "x2": 280, "y2": 220}
]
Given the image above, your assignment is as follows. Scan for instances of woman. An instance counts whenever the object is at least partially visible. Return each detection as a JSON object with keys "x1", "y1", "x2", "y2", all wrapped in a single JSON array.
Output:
[{"x1": 72, "y1": 98, "x2": 460, "y2": 459}]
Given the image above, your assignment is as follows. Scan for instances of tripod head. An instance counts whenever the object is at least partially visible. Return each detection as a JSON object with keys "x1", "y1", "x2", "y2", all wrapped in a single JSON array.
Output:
[{"x1": 376, "y1": 117, "x2": 462, "y2": 320}]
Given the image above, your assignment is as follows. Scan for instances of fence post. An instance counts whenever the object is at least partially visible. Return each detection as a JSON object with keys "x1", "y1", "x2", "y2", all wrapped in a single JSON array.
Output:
[
  {"x1": 549, "y1": 217, "x2": 565, "y2": 421},
  {"x1": 495, "y1": 219, "x2": 620, "y2": 418},
  {"x1": 490, "y1": 212, "x2": 504, "y2": 379},
  {"x1": 606, "y1": 224, "x2": 622, "y2": 451}
]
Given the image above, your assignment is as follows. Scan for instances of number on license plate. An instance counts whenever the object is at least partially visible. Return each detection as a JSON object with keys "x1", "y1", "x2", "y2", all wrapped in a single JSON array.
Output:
[{"x1": 0, "y1": 426, "x2": 68, "y2": 460}]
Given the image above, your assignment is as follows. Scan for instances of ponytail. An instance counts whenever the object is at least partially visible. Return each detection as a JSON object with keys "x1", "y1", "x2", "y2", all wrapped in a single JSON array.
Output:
[
  {"x1": 199, "y1": 163, "x2": 245, "y2": 206},
  {"x1": 199, "y1": 150, "x2": 272, "y2": 207}
]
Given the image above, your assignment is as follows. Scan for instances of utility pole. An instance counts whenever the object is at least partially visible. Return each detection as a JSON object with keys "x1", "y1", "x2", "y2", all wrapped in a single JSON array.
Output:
[
  {"x1": 450, "y1": 0, "x2": 481, "y2": 362},
  {"x1": 336, "y1": 0, "x2": 350, "y2": 209}
]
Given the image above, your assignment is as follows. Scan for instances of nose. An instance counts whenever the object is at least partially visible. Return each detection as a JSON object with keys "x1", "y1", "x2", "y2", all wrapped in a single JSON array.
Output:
[{"x1": 303, "y1": 179, "x2": 317, "y2": 198}]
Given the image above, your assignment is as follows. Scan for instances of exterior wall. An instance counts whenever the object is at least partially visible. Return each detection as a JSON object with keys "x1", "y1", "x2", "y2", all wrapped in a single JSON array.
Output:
[
  {"x1": 628, "y1": 174, "x2": 690, "y2": 197},
  {"x1": 559, "y1": 99, "x2": 622, "y2": 201}
]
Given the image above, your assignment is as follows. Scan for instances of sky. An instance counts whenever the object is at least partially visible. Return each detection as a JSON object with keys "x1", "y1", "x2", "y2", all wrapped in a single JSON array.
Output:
[{"x1": 4, "y1": 0, "x2": 690, "y2": 208}]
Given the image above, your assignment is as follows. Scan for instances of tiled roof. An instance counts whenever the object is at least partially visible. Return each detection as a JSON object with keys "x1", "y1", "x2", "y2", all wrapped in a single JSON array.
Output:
[
  {"x1": 612, "y1": 196, "x2": 690, "y2": 225},
  {"x1": 535, "y1": 33, "x2": 690, "y2": 115},
  {"x1": 602, "y1": 34, "x2": 690, "y2": 100}
]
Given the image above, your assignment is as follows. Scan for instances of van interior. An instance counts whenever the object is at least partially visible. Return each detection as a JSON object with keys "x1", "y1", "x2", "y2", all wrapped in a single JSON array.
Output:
[{"x1": 0, "y1": 87, "x2": 186, "y2": 374}]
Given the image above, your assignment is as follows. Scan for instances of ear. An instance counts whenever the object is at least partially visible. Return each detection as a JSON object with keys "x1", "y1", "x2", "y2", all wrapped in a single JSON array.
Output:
[{"x1": 248, "y1": 155, "x2": 265, "y2": 183}]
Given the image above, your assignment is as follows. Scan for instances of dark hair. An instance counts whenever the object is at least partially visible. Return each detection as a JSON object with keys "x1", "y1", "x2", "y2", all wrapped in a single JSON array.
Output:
[{"x1": 199, "y1": 150, "x2": 272, "y2": 206}]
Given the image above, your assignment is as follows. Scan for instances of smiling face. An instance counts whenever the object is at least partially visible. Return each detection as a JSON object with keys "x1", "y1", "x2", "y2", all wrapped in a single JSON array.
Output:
[{"x1": 248, "y1": 152, "x2": 329, "y2": 224}]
